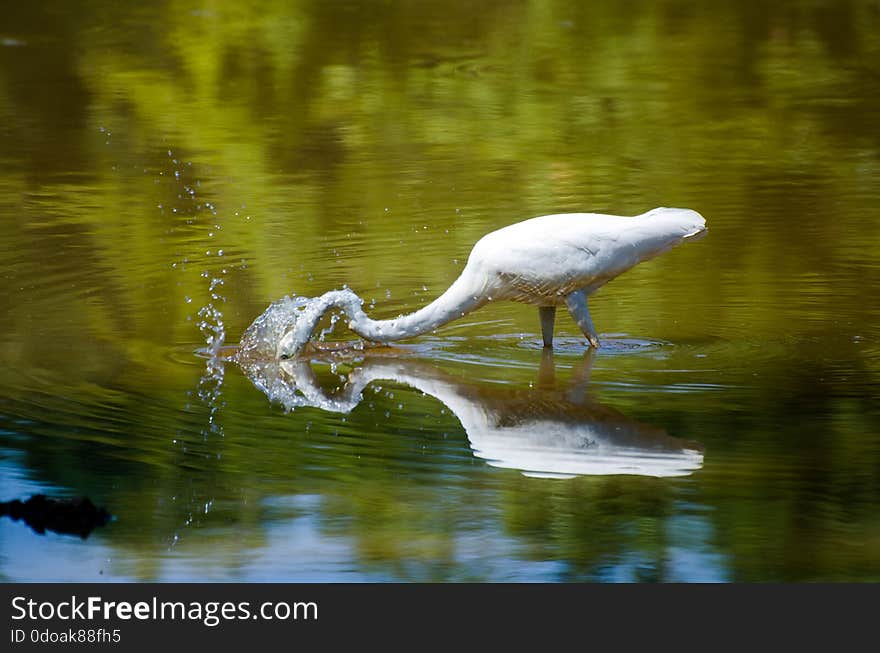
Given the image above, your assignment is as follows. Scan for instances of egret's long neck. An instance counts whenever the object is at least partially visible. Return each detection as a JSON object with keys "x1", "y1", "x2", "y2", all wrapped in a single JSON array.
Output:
[
  {"x1": 277, "y1": 267, "x2": 488, "y2": 357},
  {"x1": 350, "y1": 269, "x2": 487, "y2": 342},
  {"x1": 348, "y1": 361, "x2": 488, "y2": 429}
]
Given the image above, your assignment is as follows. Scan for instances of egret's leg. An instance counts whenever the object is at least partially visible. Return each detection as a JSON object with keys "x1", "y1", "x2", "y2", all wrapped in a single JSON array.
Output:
[
  {"x1": 538, "y1": 347, "x2": 556, "y2": 387},
  {"x1": 539, "y1": 306, "x2": 556, "y2": 348},
  {"x1": 566, "y1": 349, "x2": 596, "y2": 403},
  {"x1": 565, "y1": 290, "x2": 600, "y2": 348}
]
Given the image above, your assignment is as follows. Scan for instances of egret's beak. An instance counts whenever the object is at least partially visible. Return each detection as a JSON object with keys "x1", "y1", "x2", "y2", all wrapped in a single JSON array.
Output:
[{"x1": 683, "y1": 225, "x2": 708, "y2": 241}]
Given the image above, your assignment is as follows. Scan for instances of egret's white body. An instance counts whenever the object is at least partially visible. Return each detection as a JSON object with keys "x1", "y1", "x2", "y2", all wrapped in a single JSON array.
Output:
[{"x1": 277, "y1": 207, "x2": 706, "y2": 358}]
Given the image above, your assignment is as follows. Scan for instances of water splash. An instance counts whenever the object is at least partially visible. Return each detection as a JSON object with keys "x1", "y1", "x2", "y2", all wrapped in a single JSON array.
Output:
[
  {"x1": 237, "y1": 291, "x2": 373, "y2": 362},
  {"x1": 198, "y1": 277, "x2": 226, "y2": 356},
  {"x1": 236, "y1": 357, "x2": 365, "y2": 414},
  {"x1": 236, "y1": 295, "x2": 384, "y2": 412},
  {"x1": 318, "y1": 312, "x2": 340, "y2": 342},
  {"x1": 164, "y1": 147, "x2": 232, "y2": 547},
  {"x1": 178, "y1": 149, "x2": 227, "y2": 436},
  {"x1": 195, "y1": 332, "x2": 226, "y2": 438},
  {"x1": 236, "y1": 294, "x2": 315, "y2": 360}
]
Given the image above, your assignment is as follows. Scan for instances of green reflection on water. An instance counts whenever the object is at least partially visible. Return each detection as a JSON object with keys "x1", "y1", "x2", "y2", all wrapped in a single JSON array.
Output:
[{"x1": 0, "y1": 0, "x2": 879, "y2": 581}]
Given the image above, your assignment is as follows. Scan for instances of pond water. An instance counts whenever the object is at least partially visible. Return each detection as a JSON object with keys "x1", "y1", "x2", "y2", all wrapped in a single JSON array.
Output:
[{"x1": 1, "y1": 1, "x2": 879, "y2": 582}]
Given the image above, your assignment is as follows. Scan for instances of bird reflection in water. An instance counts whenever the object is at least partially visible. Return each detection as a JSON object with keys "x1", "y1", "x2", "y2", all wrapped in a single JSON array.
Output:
[{"x1": 236, "y1": 349, "x2": 704, "y2": 479}]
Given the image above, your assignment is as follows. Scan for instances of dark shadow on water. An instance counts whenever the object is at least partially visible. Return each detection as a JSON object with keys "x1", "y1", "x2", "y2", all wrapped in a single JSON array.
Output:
[
  {"x1": 237, "y1": 348, "x2": 704, "y2": 479},
  {"x1": 0, "y1": 494, "x2": 112, "y2": 539}
]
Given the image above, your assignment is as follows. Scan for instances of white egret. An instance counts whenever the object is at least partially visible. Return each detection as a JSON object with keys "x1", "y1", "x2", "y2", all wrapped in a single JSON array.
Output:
[{"x1": 275, "y1": 207, "x2": 706, "y2": 358}]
